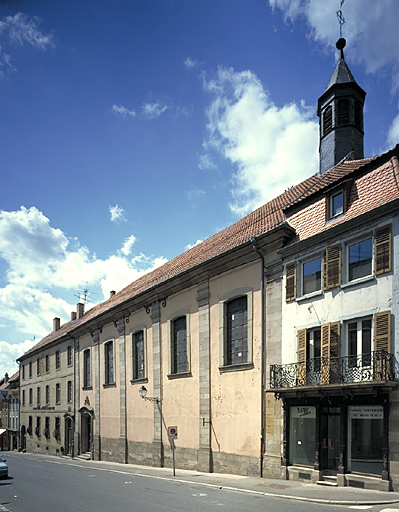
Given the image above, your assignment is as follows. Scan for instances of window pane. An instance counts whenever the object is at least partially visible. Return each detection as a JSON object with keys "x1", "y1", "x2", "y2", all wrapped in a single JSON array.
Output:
[
  {"x1": 134, "y1": 330, "x2": 145, "y2": 379},
  {"x1": 349, "y1": 238, "x2": 372, "y2": 281},
  {"x1": 331, "y1": 192, "x2": 343, "y2": 217},
  {"x1": 349, "y1": 406, "x2": 383, "y2": 475},
  {"x1": 303, "y1": 257, "x2": 321, "y2": 295},
  {"x1": 172, "y1": 317, "x2": 188, "y2": 374},
  {"x1": 105, "y1": 342, "x2": 114, "y2": 383},
  {"x1": 289, "y1": 406, "x2": 316, "y2": 465},
  {"x1": 226, "y1": 296, "x2": 248, "y2": 365}
]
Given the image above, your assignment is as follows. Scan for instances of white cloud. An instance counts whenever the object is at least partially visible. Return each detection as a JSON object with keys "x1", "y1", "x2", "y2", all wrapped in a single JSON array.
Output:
[
  {"x1": 268, "y1": 0, "x2": 399, "y2": 144},
  {"x1": 202, "y1": 67, "x2": 318, "y2": 215},
  {"x1": 387, "y1": 108, "x2": 399, "y2": 149},
  {"x1": 112, "y1": 104, "x2": 136, "y2": 118},
  {"x1": 184, "y1": 57, "x2": 198, "y2": 69},
  {"x1": 198, "y1": 152, "x2": 217, "y2": 170},
  {"x1": 0, "y1": 12, "x2": 54, "y2": 77},
  {"x1": 187, "y1": 189, "x2": 206, "y2": 201},
  {"x1": 120, "y1": 235, "x2": 136, "y2": 256},
  {"x1": 0, "y1": 338, "x2": 37, "y2": 378},
  {"x1": 185, "y1": 239, "x2": 203, "y2": 250},
  {"x1": 142, "y1": 102, "x2": 169, "y2": 119},
  {"x1": 0, "y1": 206, "x2": 168, "y2": 347},
  {"x1": 109, "y1": 204, "x2": 127, "y2": 223}
]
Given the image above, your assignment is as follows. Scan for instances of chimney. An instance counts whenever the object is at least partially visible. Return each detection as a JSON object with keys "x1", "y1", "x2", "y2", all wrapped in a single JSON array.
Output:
[
  {"x1": 77, "y1": 303, "x2": 85, "y2": 319},
  {"x1": 71, "y1": 311, "x2": 77, "y2": 321},
  {"x1": 53, "y1": 317, "x2": 61, "y2": 332},
  {"x1": 110, "y1": 290, "x2": 116, "y2": 298}
]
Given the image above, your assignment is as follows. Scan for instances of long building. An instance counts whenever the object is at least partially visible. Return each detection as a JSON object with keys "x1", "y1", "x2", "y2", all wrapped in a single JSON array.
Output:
[{"x1": 18, "y1": 39, "x2": 399, "y2": 490}]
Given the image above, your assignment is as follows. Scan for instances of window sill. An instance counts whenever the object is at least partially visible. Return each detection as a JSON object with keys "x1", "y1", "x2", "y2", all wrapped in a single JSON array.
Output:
[
  {"x1": 82, "y1": 386, "x2": 92, "y2": 391},
  {"x1": 167, "y1": 372, "x2": 192, "y2": 380},
  {"x1": 219, "y1": 362, "x2": 254, "y2": 373},
  {"x1": 130, "y1": 377, "x2": 148, "y2": 385},
  {"x1": 103, "y1": 382, "x2": 116, "y2": 388},
  {"x1": 341, "y1": 275, "x2": 376, "y2": 289},
  {"x1": 296, "y1": 290, "x2": 323, "y2": 302}
]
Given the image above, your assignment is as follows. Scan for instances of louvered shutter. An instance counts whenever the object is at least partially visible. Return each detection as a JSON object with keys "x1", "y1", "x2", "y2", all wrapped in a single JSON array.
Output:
[
  {"x1": 329, "y1": 322, "x2": 340, "y2": 382},
  {"x1": 286, "y1": 262, "x2": 297, "y2": 302},
  {"x1": 323, "y1": 245, "x2": 341, "y2": 290},
  {"x1": 321, "y1": 323, "x2": 330, "y2": 383},
  {"x1": 375, "y1": 225, "x2": 392, "y2": 275},
  {"x1": 297, "y1": 329, "x2": 307, "y2": 385},
  {"x1": 374, "y1": 311, "x2": 392, "y2": 353},
  {"x1": 374, "y1": 311, "x2": 392, "y2": 380}
]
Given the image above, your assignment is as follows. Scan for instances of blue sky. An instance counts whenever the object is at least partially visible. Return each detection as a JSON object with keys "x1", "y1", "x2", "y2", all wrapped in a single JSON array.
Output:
[{"x1": 1, "y1": 0, "x2": 399, "y2": 376}]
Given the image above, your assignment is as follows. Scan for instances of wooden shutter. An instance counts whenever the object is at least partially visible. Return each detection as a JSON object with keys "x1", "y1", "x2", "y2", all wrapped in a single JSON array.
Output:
[
  {"x1": 297, "y1": 329, "x2": 307, "y2": 385},
  {"x1": 286, "y1": 262, "x2": 297, "y2": 302},
  {"x1": 374, "y1": 311, "x2": 392, "y2": 353},
  {"x1": 375, "y1": 225, "x2": 391, "y2": 275},
  {"x1": 323, "y1": 244, "x2": 341, "y2": 290},
  {"x1": 321, "y1": 322, "x2": 340, "y2": 383}
]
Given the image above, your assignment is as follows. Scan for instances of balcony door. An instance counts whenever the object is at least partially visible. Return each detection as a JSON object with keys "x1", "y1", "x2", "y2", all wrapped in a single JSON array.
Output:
[{"x1": 320, "y1": 407, "x2": 340, "y2": 471}]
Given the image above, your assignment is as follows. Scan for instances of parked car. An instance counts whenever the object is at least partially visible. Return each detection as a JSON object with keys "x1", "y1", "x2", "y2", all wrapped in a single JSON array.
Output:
[{"x1": 0, "y1": 457, "x2": 8, "y2": 479}]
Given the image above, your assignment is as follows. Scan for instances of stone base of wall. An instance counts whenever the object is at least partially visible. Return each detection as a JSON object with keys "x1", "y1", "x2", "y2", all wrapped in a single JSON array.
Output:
[
  {"x1": 99, "y1": 437, "x2": 125, "y2": 463},
  {"x1": 262, "y1": 453, "x2": 283, "y2": 478},
  {"x1": 212, "y1": 450, "x2": 260, "y2": 477},
  {"x1": 24, "y1": 438, "x2": 65, "y2": 457}
]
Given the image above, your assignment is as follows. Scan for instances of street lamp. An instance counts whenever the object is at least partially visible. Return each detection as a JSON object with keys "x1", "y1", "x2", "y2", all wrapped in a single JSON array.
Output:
[{"x1": 139, "y1": 386, "x2": 161, "y2": 404}]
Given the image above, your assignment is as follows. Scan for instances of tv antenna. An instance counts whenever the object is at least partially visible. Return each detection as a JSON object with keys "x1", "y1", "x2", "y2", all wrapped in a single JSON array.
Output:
[
  {"x1": 336, "y1": 0, "x2": 346, "y2": 39},
  {"x1": 75, "y1": 283, "x2": 96, "y2": 305}
]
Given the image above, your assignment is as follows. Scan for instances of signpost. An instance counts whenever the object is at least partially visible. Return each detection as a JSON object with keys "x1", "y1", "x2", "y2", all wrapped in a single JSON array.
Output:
[{"x1": 167, "y1": 426, "x2": 178, "y2": 476}]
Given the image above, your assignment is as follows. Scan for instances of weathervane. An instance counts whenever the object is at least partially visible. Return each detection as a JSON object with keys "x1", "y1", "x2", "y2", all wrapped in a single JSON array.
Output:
[
  {"x1": 336, "y1": 0, "x2": 346, "y2": 39},
  {"x1": 336, "y1": 0, "x2": 346, "y2": 58}
]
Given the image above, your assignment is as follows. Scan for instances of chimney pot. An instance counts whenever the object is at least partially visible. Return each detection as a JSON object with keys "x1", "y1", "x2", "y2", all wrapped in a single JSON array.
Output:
[
  {"x1": 110, "y1": 290, "x2": 116, "y2": 298},
  {"x1": 77, "y1": 303, "x2": 85, "y2": 319},
  {"x1": 71, "y1": 311, "x2": 77, "y2": 321},
  {"x1": 53, "y1": 317, "x2": 61, "y2": 332}
]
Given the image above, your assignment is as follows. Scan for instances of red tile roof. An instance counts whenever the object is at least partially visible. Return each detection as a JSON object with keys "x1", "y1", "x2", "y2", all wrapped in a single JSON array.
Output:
[{"x1": 19, "y1": 146, "x2": 399, "y2": 359}]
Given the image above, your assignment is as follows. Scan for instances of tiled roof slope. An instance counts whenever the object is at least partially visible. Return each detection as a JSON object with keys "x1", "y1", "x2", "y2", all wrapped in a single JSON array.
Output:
[{"x1": 20, "y1": 146, "x2": 399, "y2": 359}]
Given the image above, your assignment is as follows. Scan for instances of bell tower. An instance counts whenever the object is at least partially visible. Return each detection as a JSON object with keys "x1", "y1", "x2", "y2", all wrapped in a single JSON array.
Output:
[{"x1": 317, "y1": 38, "x2": 366, "y2": 174}]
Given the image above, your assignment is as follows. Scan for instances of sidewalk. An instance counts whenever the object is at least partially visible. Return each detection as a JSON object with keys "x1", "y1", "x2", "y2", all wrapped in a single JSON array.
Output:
[{"x1": 71, "y1": 457, "x2": 399, "y2": 506}]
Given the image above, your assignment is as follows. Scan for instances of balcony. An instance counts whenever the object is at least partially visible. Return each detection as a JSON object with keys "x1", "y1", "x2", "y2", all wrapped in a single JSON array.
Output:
[{"x1": 270, "y1": 351, "x2": 396, "y2": 390}]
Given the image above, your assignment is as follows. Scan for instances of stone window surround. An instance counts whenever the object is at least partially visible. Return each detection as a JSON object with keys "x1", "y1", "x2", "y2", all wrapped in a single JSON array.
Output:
[
  {"x1": 167, "y1": 309, "x2": 191, "y2": 379},
  {"x1": 130, "y1": 325, "x2": 147, "y2": 382},
  {"x1": 218, "y1": 287, "x2": 253, "y2": 372}
]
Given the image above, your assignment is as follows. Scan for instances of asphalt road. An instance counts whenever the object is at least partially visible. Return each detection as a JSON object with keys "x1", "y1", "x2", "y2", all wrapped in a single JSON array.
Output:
[{"x1": 0, "y1": 451, "x2": 397, "y2": 512}]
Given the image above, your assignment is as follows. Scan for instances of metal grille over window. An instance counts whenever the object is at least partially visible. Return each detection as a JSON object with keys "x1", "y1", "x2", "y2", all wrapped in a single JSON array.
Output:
[
  {"x1": 226, "y1": 296, "x2": 248, "y2": 365},
  {"x1": 172, "y1": 317, "x2": 188, "y2": 374}
]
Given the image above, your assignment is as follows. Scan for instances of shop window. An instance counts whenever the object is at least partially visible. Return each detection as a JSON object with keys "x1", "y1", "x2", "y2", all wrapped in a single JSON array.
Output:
[
  {"x1": 132, "y1": 329, "x2": 146, "y2": 381},
  {"x1": 289, "y1": 406, "x2": 316, "y2": 466},
  {"x1": 348, "y1": 406, "x2": 383, "y2": 475},
  {"x1": 302, "y1": 257, "x2": 322, "y2": 295},
  {"x1": 104, "y1": 340, "x2": 114, "y2": 385},
  {"x1": 83, "y1": 349, "x2": 91, "y2": 388}
]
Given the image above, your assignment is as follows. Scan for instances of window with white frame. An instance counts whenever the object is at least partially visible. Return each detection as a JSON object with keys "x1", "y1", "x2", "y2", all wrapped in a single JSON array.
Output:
[
  {"x1": 104, "y1": 340, "x2": 114, "y2": 384},
  {"x1": 348, "y1": 237, "x2": 372, "y2": 281},
  {"x1": 330, "y1": 191, "x2": 343, "y2": 218},
  {"x1": 83, "y1": 349, "x2": 91, "y2": 388},
  {"x1": 132, "y1": 329, "x2": 146, "y2": 381},
  {"x1": 302, "y1": 256, "x2": 322, "y2": 295},
  {"x1": 346, "y1": 317, "x2": 372, "y2": 367},
  {"x1": 219, "y1": 288, "x2": 253, "y2": 369}
]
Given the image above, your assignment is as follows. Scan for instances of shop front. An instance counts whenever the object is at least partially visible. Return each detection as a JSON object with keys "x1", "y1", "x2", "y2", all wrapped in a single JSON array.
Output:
[{"x1": 278, "y1": 390, "x2": 392, "y2": 491}]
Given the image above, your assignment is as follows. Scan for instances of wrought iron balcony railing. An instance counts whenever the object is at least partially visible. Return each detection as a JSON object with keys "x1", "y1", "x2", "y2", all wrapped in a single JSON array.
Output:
[{"x1": 270, "y1": 351, "x2": 396, "y2": 389}]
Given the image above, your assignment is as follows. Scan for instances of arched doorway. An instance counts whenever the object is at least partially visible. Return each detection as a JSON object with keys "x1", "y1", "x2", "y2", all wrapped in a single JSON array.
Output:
[
  {"x1": 64, "y1": 415, "x2": 74, "y2": 456},
  {"x1": 79, "y1": 403, "x2": 94, "y2": 457}
]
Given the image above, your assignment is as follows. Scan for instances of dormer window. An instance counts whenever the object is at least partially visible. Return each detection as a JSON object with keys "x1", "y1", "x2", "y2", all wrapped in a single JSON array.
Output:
[{"x1": 330, "y1": 191, "x2": 344, "y2": 217}]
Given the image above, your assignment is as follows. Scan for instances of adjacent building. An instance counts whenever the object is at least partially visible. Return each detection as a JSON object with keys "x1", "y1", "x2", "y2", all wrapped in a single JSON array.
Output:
[{"x1": 18, "y1": 40, "x2": 399, "y2": 490}]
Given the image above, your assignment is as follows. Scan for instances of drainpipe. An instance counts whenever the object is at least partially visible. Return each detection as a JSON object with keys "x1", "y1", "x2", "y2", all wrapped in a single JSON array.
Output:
[{"x1": 251, "y1": 237, "x2": 265, "y2": 478}]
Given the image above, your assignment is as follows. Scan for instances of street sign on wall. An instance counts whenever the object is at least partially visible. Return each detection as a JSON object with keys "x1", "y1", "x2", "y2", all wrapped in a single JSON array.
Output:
[{"x1": 167, "y1": 426, "x2": 178, "y2": 439}]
